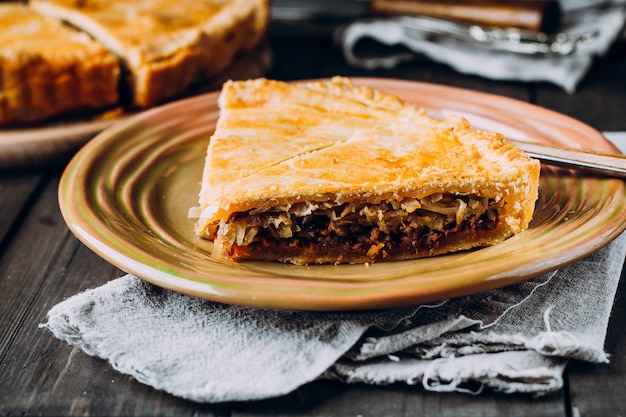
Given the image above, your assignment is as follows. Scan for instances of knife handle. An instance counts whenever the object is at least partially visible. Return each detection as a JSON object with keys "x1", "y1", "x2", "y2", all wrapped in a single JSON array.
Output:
[{"x1": 371, "y1": 0, "x2": 562, "y2": 33}]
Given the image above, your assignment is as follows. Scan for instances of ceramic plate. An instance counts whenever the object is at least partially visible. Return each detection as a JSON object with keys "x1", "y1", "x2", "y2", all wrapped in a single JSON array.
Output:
[{"x1": 58, "y1": 78, "x2": 626, "y2": 311}]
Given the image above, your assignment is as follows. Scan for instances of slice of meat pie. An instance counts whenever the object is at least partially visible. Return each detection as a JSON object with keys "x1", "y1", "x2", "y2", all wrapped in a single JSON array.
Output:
[{"x1": 192, "y1": 77, "x2": 541, "y2": 265}]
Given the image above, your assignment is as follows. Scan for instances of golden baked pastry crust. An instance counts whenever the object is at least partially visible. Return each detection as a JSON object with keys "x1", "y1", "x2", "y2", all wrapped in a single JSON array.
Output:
[
  {"x1": 0, "y1": 4, "x2": 119, "y2": 125},
  {"x1": 193, "y1": 77, "x2": 541, "y2": 264},
  {"x1": 31, "y1": 0, "x2": 269, "y2": 108}
]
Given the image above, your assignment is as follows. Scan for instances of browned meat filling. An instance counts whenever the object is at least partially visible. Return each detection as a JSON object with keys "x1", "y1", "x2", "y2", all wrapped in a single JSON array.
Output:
[{"x1": 216, "y1": 194, "x2": 499, "y2": 261}]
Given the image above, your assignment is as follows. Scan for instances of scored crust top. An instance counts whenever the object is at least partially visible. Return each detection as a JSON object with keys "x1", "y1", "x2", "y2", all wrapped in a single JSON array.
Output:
[{"x1": 195, "y1": 76, "x2": 540, "y2": 237}]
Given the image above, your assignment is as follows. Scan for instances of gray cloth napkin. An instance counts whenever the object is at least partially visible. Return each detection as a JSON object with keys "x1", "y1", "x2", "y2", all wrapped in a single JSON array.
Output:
[
  {"x1": 41, "y1": 228, "x2": 626, "y2": 403},
  {"x1": 338, "y1": 1, "x2": 626, "y2": 92}
]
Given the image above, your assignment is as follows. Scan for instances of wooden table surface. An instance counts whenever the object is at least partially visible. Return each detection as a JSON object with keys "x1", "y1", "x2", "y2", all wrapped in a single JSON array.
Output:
[{"x1": 2, "y1": 15, "x2": 626, "y2": 417}]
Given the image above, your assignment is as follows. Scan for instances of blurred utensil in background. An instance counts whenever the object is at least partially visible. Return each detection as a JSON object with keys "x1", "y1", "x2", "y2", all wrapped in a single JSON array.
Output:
[{"x1": 394, "y1": 15, "x2": 597, "y2": 56}]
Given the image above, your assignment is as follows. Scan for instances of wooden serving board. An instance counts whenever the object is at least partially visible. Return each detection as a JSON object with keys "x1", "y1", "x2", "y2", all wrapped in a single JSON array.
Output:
[{"x1": 0, "y1": 43, "x2": 272, "y2": 171}]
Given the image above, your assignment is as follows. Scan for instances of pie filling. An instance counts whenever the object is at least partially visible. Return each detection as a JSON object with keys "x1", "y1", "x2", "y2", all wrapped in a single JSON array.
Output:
[{"x1": 212, "y1": 193, "x2": 502, "y2": 264}]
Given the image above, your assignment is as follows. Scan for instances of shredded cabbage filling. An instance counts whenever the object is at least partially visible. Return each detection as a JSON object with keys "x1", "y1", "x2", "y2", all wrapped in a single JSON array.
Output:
[{"x1": 218, "y1": 194, "x2": 499, "y2": 255}]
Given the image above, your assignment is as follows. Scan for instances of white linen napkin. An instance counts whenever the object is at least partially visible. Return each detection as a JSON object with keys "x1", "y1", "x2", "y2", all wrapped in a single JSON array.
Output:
[{"x1": 337, "y1": 1, "x2": 626, "y2": 92}]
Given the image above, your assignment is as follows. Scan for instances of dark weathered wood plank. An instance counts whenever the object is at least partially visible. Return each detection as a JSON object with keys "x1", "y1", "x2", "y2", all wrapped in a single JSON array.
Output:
[
  {"x1": 0, "y1": 173, "x2": 109, "y2": 414},
  {"x1": 0, "y1": 172, "x2": 43, "y2": 243},
  {"x1": 0, "y1": 175, "x2": 69, "y2": 365}
]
